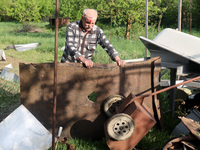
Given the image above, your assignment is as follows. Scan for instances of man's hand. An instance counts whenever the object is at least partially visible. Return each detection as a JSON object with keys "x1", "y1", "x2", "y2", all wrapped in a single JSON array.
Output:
[
  {"x1": 115, "y1": 56, "x2": 125, "y2": 67},
  {"x1": 83, "y1": 59, "x2": 93, "y2": 68},
  {"x1": 78, "y1": 56, "x2": 93, "y2": 69},
  {"x1": 116, "y1": 59, "x2": 125, "y2": 67}
]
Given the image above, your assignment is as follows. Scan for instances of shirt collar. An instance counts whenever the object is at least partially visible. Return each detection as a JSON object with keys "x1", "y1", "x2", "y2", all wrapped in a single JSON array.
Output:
[{"x1": 79, "y1": 20, "x2": 93, "y2": 34}]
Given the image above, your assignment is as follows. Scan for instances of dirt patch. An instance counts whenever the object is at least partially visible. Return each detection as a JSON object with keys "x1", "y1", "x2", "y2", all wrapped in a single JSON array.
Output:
[
  {"x1": 17, "y1": 25, "x2": 44, "y2": 33},
  {"x1": 0, "y1": 56, "x2": 27, "y2": 122},
  {"x1": 0, "y1": 55, "x2": 29, "y2": 75}
]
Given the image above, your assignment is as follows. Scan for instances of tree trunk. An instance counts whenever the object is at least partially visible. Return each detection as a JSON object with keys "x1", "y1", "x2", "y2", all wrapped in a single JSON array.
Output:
[
  {"x1": 190, "y1": 0, "x2": 192, "y2": 35},
  {"x1": 158, "y1": 19, "x2": 161, "y2": 33},
  {"x1": 110, "y1": 15, "x2": 112, "y2": 44},
  {"x1": 131, "y1": 23, "x2": 135, "y2": 40},
  {"x1": 125, "y1": 19, "x2": 132, "y2": 39},
  {"x1": 157, "y1": 8, "x2": 167, "y2": 32},
  {"x1": 158, "y1": 16, "x2": 163, "y2": 32}
]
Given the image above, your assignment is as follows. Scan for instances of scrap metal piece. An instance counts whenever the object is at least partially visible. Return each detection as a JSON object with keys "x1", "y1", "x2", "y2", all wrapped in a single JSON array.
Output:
[
  {"x1": 19, "y1": 57, "x2": 161, "y2": 139},
  {"x1": 0, "y1": 105, "x2": 52, "y2": 150},
  {"x1": 181, "y1": 141, "x2": 198, "y2": 150},
  {"x1": 163, "y1": 135, "x2": 197, "y2": 150},
  {"x1": 1, "y1": 64, "x2": 19, "y2": 82},
  {"x1": 172, "y1": 109, "x2": 200, "y2": 136},
  {"x1": 14, "y1": 43, "x2": 39, "y2": 52},
  {"x1": 180, "y1": 116, "x2": 200, "y2": 140},
  {"x1": 0, "y1": 49, "x2": 6, "y2": 61}
]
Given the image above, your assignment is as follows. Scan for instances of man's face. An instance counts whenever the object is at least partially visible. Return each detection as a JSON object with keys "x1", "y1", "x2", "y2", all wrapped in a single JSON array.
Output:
[{"x1": 82, "y1": 16, "x2": 96, "y2": 32}]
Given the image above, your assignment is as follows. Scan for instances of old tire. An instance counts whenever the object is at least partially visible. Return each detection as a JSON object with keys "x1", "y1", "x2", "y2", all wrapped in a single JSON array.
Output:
[
  {"x1": 104, "y1": 95, "x2": 125, "y2": 117},
  {"x1": 107, "y1": 113, "x2": 135, "y2": 141}
]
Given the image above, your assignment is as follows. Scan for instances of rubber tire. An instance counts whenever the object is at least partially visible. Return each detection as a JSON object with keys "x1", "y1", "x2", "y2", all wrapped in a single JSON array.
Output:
[{"x1": 103, "y1": 95, "x2": 125, "y2": 117}]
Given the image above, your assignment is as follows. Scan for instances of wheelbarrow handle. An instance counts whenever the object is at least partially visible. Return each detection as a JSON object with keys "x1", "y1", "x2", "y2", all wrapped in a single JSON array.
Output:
[
  {"x1": 129, "y1": 76, "x2": 200, "y2": 105},
  {"x1": 151, "y1": 76, "x2": 200, "y2": 97}
]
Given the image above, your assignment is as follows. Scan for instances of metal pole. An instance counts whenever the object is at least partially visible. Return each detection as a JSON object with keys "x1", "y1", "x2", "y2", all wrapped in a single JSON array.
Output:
[
  {"x1": 190, "y1": 0, "x2": 192, "y2": 35},
  {"x1": 52, "y1": 0, "x2": 59, "y2": 149},
  {"x1": 178, "y1": 0, "x2": 182, "y2": 31},
  {"x1": 145, "y1": 0, "x2": 148, "y2": 58}
]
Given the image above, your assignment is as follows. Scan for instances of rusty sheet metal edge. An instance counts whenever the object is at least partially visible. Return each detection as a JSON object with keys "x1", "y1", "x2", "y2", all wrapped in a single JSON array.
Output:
[
  {"x1": 19, "y1": 57, "x2": 161, "y2": 139},
  {"x1": 180, "y1": 117, "x2": 200, "y2": 140}
]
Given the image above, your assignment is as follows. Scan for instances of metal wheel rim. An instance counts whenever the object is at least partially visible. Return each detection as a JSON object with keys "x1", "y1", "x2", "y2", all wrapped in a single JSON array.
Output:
[{"x1": 107, "y1": 113, "x2": 135, "y2": 141}]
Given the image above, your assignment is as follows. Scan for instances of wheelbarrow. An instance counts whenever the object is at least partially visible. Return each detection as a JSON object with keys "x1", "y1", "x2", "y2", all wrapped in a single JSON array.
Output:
[{"x1": 103, "y1": 76, "x2": 200, "y2": 150}]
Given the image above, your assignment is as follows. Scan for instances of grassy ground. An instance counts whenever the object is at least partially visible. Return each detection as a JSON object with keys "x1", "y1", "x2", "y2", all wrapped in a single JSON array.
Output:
[{"x1": 0, "y1": 21, "x2": 198, "y2": 149}]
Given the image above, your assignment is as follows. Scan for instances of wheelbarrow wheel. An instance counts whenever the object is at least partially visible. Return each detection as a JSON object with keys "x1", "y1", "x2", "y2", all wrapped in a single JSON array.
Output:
[
  {"x1": 107, "y1": 113, "x2": 135, "y2": 141},
  {"x1": 103, "y1": 95, "x2": 125, "y2": 117}
]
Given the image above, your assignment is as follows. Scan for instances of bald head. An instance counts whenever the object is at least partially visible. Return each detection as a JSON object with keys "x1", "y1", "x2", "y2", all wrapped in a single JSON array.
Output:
[
  {"x1": 83, "y1": 9, "x2": 98, "y2": 22},
  {"x1": 81, "y1": 9, "x2": 98, "y2": 32}
]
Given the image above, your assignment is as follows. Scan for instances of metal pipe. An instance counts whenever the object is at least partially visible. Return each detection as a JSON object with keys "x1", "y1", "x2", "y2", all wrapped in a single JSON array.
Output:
[
  {"x1": 145, "y1": 0, "x2": 148, "y2": 58},
  {"x1": 178, "y1": 0, "x2": 182, "y2": 31},
  {"x1": 122, "y1": 76, "x2": 200, "y2": 109},
  {"x1": 52, "y1": 0, "x2": 59, "y2": 149},
  {"x1": 151, "y1": 76, "x2": 200, "y2": 97}
]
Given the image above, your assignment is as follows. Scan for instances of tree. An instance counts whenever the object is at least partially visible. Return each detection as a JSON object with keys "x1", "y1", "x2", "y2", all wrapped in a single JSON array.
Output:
[
  {"x1": 59, "y1": 0, "x2": 98, "y2": 22},
  {"x1": 192, "y1": 0, "x2": 200, "y2": 28},
  {"x1": 150, "y1": 0, "x2": 178, "y2": 32},
  {"x1": 97, "y1": 0, "x2": 146, "y2": 39},
  {"x1": 97, "y1": 0, "x2": 117, "y2": 42},
  {"x1": 122, "y1": 0, "x2": 146, "y2": 39},
  {"x1": 38, "y1": 0, "x2": 55, "y2": 20},
  {"x1": 0, "y1": 0, "x2": 13, "y2": 21},
  {"x1": 11, "y1": 0, "x2": 41, "y2": 26},
  {"x1": 3, "y1": 0, "x2": 54, "y2": 27}
]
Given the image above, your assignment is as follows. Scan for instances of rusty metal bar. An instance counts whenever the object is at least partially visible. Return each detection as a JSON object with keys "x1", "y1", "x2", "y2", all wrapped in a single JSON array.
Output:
[
  {"x1": 52, "y1": 0, "x2": 59, "y2": 149},
  {"x1": 122, "y1": 76, "x2": 200, "y2": 110},
  {"x1": 151, "y1": 76, "x2": 200, "y2": 97}
]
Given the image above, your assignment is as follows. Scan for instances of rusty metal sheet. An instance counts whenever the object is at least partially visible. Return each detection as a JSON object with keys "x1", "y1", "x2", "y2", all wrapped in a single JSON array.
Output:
[
  {"x1": 163, "y1": 135, "x2": 197, "y2": 150},
  {"x1": 19, "y1": 57, "x2": 161, "y2": 139},
  {"x1": 181, "y1": 117, "x2": 200, "y2": 140}
]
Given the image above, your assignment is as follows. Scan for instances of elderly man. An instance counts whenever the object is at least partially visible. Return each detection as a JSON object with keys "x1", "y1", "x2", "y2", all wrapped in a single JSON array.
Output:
[{"x1": 61, "y1": 9, "x2": 125, "y2": 68}]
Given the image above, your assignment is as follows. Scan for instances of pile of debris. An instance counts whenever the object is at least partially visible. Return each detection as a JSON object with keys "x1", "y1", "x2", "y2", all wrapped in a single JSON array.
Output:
[
  {"x1": 163, "y1": 116, "x2": 200, "y2": 150},
  {"x1": 163, "y1": 90, "x2": 200, "y2": 150}
]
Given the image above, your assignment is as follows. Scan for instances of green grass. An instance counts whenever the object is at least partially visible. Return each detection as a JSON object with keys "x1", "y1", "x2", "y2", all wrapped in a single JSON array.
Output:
[
  {"x1": 0, "y1": 21, "x2": 159, "y2": 64},
  {"x1": 1, "y1": 21, "x2": 200, "y2": 150},
  {"x1": 49, "y1": 138, "x2": 109, "y2": 150},
  {"x1": 0, "y1": 21, "x2": 64, "y2": 62},
  {"x1": 0, "y1": 80, "x2": 20, "y2": 119}
]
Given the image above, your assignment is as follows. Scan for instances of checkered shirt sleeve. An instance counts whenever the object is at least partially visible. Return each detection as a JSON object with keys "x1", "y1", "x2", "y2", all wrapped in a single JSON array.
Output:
[{"x1": 61, "y1": 21, "x2": 119, "y2": 63}]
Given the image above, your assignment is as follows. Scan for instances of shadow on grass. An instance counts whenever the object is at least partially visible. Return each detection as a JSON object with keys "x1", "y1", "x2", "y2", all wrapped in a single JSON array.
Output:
[{"x1": 0, "y1": 79, "x2": 20, "y2": 121}]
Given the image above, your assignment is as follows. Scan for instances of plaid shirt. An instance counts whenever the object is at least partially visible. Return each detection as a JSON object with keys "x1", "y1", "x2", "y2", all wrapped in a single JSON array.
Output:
[{"x1": 61, "y1": 20, "x2": 119, "y2": 63}]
